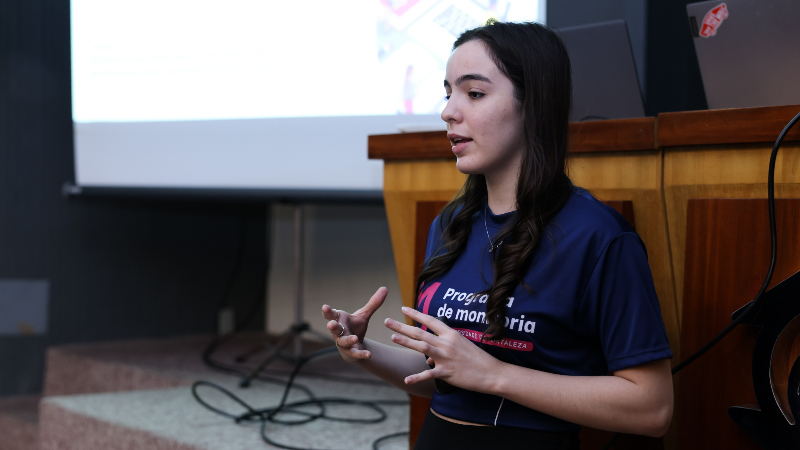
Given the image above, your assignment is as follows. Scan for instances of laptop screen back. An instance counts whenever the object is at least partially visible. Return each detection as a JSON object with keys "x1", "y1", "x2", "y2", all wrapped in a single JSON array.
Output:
[
  {"x1": 558, "y1": 20, "x2": 645, "y2": 122},
  {"x1": 687, "y1": 0, "x2": 800, "y2": 110}
]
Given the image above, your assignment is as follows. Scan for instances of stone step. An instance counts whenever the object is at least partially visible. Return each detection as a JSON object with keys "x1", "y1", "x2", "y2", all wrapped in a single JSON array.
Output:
[
  {"x1": 0, "y1": 395, "x2": 39, "y2": 450},
  {"x1": 43, "y1": 333, "x2": 373, "y2": 397},
  {"x1": 32, "y1": 333, "x2": 407, "y2": 450}
]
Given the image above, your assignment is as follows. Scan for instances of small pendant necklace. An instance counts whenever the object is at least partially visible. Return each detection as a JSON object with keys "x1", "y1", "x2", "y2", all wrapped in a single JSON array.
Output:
[{"x1": 484, "y1": 202, "x2": 506, "y2": 253}]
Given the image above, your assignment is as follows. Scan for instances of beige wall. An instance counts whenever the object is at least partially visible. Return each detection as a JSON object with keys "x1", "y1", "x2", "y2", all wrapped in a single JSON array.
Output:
[{"x1": 266, "y1": 203, "x2": 406, "y2": 348}]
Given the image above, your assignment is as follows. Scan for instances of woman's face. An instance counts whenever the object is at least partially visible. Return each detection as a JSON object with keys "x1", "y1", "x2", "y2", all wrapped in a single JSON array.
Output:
[{"x1": 442, "y1": 40, "x2": 525, "y2": 180}]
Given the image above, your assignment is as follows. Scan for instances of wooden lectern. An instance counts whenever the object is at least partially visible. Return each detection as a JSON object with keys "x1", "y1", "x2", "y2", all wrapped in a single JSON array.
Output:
[{"x1": 368, "y1": 105, "x2": 800, "y2": 450}]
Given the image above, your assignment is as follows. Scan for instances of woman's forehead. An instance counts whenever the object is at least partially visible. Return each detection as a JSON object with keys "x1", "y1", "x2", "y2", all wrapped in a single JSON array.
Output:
[{"x1": 445, "y1": 40, "x2": 501, "y2": 83}]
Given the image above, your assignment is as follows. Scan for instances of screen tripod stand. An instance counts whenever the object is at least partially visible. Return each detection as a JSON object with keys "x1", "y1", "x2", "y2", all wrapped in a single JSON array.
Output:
[{"x1": 240, "y1": 203, "x2": 330, "y2": 387}]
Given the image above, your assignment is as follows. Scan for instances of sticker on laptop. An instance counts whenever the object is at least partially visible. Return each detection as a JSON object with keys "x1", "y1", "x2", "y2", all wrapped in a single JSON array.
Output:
[{"x1": 700, "y1": 3, "x2": 728, "y2": 38}]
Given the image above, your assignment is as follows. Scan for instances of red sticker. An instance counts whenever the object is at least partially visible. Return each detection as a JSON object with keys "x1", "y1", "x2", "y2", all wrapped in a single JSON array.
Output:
[{"x1": 700, "y1": 3, "x2": 729, "y2": 38}]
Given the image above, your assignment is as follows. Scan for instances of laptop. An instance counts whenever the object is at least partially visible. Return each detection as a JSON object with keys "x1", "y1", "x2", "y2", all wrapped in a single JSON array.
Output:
[
  {"x1": 557, "y1": 20, "x2": 645, "y2": 122},
  {"x1": 687, "y1": 0, "x2": 800, "y2": 110}
]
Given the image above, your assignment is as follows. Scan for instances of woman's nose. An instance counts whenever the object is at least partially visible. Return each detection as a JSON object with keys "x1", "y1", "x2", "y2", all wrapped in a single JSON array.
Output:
[{"x1": 441, "y1": 98, "x2": 460, "y2": 123}]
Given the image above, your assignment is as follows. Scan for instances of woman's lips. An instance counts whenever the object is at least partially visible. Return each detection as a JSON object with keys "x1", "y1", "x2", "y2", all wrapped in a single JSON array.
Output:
[
  {"x1": 448, "y1": 135, "x2": 473, "y2": 154},
  {"x1": 452, "y1": 140, "x2": 471, "y2": 154}
]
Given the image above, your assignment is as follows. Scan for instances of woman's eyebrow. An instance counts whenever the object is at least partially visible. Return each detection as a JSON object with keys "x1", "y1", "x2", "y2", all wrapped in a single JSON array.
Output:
[{"x1": 443, "y1": 73, "x2": 492, "y2": 88}]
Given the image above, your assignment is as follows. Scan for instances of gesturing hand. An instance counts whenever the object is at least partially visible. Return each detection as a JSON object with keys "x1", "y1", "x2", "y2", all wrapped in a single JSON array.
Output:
[
  {"x1": 384, "y1": 306, "x2": 503, "y2": 393},
  {"x1": 321, "y1": 287, "x2": 387, "y2": 362}
]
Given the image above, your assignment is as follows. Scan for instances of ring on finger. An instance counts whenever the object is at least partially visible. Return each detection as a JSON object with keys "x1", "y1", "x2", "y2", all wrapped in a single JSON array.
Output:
[
  {"x1": 335, "y1": 321, "x2": 345, "y2": 336},
  {"x1": 333, "y1": 308, "x2": 341, "y2": 321},
  {"x1": 335, "y1": 336, "x2": 342, "y2": 348}
]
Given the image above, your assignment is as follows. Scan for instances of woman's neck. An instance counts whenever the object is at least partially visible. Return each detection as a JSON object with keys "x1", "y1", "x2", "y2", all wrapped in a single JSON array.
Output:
[{"x1": 485, "y1": 172, "x2": 517, "y2": 215}]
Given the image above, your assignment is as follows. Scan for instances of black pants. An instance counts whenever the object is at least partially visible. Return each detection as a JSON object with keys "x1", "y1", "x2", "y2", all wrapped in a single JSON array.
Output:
[{"x1": 413, "y1": 409, "x2": 580, "y2": 450}]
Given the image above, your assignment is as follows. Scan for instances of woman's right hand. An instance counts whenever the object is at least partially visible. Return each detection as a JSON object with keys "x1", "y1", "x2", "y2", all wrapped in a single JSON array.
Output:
[{"x1": 321, "y1": 287, "x2": 387, "y2": 363}]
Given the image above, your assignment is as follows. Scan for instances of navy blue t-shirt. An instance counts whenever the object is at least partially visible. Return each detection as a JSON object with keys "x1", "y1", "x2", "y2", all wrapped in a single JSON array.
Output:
[{"x1": 417, "y1": 188, "x2": 672, "y2": 432}]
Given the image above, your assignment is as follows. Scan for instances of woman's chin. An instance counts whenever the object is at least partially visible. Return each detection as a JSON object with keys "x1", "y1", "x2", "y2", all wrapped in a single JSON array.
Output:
[{"x1": 455, "y1": 158, "x2": 482, "y2": 175}]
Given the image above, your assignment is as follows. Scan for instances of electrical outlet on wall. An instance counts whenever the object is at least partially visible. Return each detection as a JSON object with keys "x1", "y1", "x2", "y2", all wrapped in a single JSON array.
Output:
[{"x1": 0, "y1": 280, "x2": 50, "y2": 335}]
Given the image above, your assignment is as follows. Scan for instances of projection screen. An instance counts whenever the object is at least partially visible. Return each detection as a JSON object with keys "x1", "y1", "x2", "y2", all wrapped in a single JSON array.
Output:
[{"x1": 70, "y1": 0, "x2": 546, "y2": 199}]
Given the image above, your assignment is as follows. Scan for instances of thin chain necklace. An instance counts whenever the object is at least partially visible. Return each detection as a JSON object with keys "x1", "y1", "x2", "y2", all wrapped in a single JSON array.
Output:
[{"x1": 484, "y1": 202, "x2": 506, "y2": 253}]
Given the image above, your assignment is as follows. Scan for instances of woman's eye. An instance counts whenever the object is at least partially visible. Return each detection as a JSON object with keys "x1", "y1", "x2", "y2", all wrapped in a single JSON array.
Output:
[
  {"x1": 444, "y1": 94, "x2": 451, "y2": 101},
  {"x1": 468, "y1": 92, "x2": 484, "y2": 99}
]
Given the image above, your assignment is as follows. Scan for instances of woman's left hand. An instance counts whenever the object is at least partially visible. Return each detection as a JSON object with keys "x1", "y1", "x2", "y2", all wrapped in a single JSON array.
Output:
[{"x1": 383, "y1": 306, "x2": 503, "y2": 393}]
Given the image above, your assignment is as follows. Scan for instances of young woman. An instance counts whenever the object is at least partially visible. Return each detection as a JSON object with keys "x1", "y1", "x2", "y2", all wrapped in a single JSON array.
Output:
[{"x1": 322, "y1": 20, "x2": 673, "y2": 450}]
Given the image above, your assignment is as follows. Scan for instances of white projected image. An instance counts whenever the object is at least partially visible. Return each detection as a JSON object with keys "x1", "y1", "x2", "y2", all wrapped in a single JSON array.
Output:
[
  {"x1": 72, "y1": 0, "x2": 544, "y2": 123},
  {"x1": 71, "y1": 0, "x2": 544, "y2": 191}
]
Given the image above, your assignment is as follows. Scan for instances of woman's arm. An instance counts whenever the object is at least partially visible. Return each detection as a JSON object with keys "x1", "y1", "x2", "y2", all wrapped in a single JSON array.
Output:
[
  {"x1": 491, "y1": 358, "x2": 673, "y2": 436},
  {"x1": 388, "y1": 306, "x2": 673, "y2": 437},
  {"x1": 350, "y1": 338, "x2": 435, "y2": 397},
  {"x1": 322, "y1": 288, "x2": 435, "y2": 398}
]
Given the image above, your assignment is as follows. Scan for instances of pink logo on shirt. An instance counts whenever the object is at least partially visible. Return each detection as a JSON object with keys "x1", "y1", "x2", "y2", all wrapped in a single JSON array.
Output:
[
  {"x1": 454, "y1": 328, "x2": 534, "y2": 351},
  {"x1": 416, "y1": 282, "x2": 441, "y2": 331}
]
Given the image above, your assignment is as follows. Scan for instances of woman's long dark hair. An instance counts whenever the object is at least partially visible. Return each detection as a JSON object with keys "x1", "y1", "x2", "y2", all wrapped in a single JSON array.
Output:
[{"x1": 416, "y1": 21, "x2": 574, "y2": 340}]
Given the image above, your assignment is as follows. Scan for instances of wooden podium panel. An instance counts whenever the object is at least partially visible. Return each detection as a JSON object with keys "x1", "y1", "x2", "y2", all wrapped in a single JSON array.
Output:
[
  {"x1": 657, "y1": 105, "x2": 800, "y2": 147},
  {"x1": 662, "y1": 142, "x2": 800, "y2": 329},
  {"x1": 676, "y1": 199, "x2": 800, "y2": 449}
]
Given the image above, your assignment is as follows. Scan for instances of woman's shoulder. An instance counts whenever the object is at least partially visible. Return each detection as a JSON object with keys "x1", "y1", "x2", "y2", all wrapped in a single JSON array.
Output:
[{"x1": 554, "y1": 187, "x2": 638, "y2": 241}]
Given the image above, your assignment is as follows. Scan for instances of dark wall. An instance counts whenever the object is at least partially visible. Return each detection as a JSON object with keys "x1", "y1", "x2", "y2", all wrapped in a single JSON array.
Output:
[
  {"x1": 548, "y1": 0, "x2": 707, "y2": 115},
  {"x1": 0, "y1": 0, "x2": 267, "y2": 397}
]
